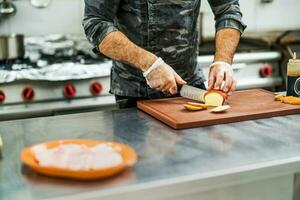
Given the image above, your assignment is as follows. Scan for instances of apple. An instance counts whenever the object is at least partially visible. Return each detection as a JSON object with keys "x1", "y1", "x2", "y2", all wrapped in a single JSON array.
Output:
[
  {"x1": 184, "y1": 104, "x2": 206, "y2": 111},
  {"x1": 204, "y1": 90, "x2": 227, "y2": 107},
  {"x1": 274, "y1": 95, "x2": 284, "y2": 101},
  {"x1": 210, "y1": 105, "x2": 230, "y2": 113},
  {"x1": 187, "y1": 102, "x2": 211, "y2": 109}
]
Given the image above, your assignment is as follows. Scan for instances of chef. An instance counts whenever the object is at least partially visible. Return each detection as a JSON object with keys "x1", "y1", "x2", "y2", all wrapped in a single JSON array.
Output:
[{"x1": 83, "y1": 0, "x2": 246, "y2": 108}]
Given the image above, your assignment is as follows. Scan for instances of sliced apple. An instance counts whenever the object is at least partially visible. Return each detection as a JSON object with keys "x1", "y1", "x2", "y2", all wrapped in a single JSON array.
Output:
[
  {"x1": 281, "y1": 96, "x2": 300, "y2": 105},
  {"x1": 210, "y1": 105, "x2": 230, "y2": 113},
  {"x1": 204, "y1": 90, "x2": 227, "y2": 107},
  {"x1": 187, "y1": 102, "x2": 211, "y2": 109},
  {"x1": 184, "y1": 104, "x2": 205, "y2": 111},
  {"x1": 274, "y1": 95, "x2": 284, "y2": 101}
]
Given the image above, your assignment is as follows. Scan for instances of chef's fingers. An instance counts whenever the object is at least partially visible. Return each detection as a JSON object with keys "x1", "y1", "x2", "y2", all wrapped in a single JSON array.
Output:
[
  {"x1": 150, "y1": 79, "x2": 162, "y2": 90},
  {"x1": 223, "y1": 71, "x2": 233, "y2": 93},
  {"x1": 161, "y1": 80, "x2": 174, "y2": 93},
  {"x1": 169, "y1": 84, "x2": 178, "y2": 94},
  {"x1": 208, "y1": 71, "x2": 216, "y2": 90},
  {"x1": 157, "y1": 80, "x2": 168, "y2": 91},
  {"x1": 156, "y1": 74, "x2": 176, "y2": 93},
  {"x1": 169, "y1": 79, "x2": 178, "y2": 94},
  {"x1": 213, "y1": 72, "x2": 224, "y2": 90},
  {"x1": 174, "y1": 72, "x2": 187, "y2": 85},
  {"x1": 228, "y1": 80, "x2": 237, "y2": 96},
  {"x1": 169, "y1": 87, "x2": 177, "y2": 94}
]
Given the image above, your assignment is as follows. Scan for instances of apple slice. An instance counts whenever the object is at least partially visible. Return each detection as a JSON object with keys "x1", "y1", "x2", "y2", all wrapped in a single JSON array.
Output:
[
  {"x1": 187, "y1": 102, "x2": 211, "y2": 109},
  {"x1": 274, "y1": 95, "x2": 284, "y2": 101},
  {"x1": 210, "y1": 105, "x2": 230, "y2": 113},
  {"x1": 184, "y1": 104, "x2": 205, "y2": 111},
  {"x1": 204, "y1": 90, "x2": 227, "y2": 107}
]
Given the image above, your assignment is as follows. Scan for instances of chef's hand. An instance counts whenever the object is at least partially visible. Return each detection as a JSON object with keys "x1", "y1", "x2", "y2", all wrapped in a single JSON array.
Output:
[
  {"x1": 208, "y1": 61, "x2": 236, "y2": 95},
  {"x1": 144, "y1": 58, "x2": 186, "y2": 94}
]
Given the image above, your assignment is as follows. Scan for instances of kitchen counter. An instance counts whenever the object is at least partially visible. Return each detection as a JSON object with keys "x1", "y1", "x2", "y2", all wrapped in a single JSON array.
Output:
[{"x1": 1, "y1": 108, "x2": 300, "y2": 200}]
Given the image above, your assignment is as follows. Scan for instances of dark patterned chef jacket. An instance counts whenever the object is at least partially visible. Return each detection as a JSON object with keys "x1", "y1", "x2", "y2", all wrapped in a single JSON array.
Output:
[{"x1": 83, "y1": 0, "x2": 246, "y2": 99}]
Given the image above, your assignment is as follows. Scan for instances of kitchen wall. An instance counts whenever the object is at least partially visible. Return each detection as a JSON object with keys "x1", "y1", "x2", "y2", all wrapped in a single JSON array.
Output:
[
  {"x1": 0, "y1": 0, "x2": 300, "y2": 37},
  {"x1": 202, "y1": 0, "x2": 300, "y2": 37},
  {"x1": 0, "y1": 0, "x2": 85, "y2": 35}
]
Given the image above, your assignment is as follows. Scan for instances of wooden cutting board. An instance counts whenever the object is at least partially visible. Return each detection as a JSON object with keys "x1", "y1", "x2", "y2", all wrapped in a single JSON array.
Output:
[{"x1": 137, "y1": 89, "x2": 300, "y2": 129}]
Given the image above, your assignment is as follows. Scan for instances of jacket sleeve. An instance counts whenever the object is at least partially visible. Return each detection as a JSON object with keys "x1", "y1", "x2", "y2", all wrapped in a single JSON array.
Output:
[
  {"x1": 83, "y1": 0, "x2": 120, "y2": 50},
  {"x1": 208, "y1": 0, "x2": 247, "y2": 34}
]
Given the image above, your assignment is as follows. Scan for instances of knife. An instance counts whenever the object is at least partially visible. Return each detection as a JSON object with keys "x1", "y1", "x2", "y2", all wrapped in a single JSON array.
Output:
[{"x1": 180, "y1": 85, "x2": 207, "y2": 102}]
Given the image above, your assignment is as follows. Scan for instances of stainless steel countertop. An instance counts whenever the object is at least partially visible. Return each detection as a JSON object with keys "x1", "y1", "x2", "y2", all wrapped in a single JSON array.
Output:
[
  {"x1": 0, "y1": 95, "x2": 116, "y2": 121},
  {"x1": 1, "y1": 108, "x2": 300, "y2": 200}
]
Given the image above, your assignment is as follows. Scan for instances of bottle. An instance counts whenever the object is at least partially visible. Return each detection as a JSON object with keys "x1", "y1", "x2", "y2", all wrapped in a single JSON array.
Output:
[{"x1": 287, "y1": 53, "x2": 300, "y2": 97}]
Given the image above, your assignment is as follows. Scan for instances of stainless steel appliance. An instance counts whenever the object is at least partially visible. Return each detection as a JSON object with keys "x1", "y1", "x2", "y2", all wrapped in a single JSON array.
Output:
[
  {"x1": 0, "y1": 35, "x2": 115, "y2": 121},
  {"x1": 0, "y1": 34, "x2": 24, "y2": 60},
  {"x1": 0, "y1": 63, "x2": 115, "y2": 121}
]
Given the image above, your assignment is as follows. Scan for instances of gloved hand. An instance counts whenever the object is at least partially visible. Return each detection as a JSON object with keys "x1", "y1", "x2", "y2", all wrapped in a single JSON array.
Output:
[
  {"x1": 143, "y1": 58, "x2": 186, "y2": 94},
  {"x1": 208, "y1": 61, "x2": 236, "y2": 95}
]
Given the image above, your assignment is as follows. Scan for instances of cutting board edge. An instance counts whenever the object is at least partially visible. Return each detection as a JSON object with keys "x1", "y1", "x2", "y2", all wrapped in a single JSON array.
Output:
[
  {"x1": 174, "y1": 107, "x2": 300, "y2": 129},
  {"x1": 137, "y1": 101, "x2": 179, "y2": 128}
]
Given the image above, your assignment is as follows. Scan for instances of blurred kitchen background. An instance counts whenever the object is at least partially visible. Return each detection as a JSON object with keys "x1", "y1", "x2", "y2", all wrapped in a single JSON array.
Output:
[{"x1": 0, "y1": 0, "x2": 300, "y2": 120}]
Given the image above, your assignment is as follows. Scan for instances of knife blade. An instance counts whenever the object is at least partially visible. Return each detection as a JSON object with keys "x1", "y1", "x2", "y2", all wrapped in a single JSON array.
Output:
[{"x1": 180, "y1": 85, "x2": 207, "y2": 102}]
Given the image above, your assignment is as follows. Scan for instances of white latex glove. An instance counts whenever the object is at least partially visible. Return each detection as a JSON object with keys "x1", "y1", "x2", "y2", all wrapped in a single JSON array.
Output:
[
  {"x1": 144, "y1": 60, "x2": 186, "y2": 94},
  {"x1": 208, "y1": 61, "x2": 236, "y2": 95}
]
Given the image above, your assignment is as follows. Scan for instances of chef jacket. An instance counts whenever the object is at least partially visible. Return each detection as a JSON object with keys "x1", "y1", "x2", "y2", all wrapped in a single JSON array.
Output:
[{"x1": 83, "y1": 0, "x2": 246, "y2": 98}]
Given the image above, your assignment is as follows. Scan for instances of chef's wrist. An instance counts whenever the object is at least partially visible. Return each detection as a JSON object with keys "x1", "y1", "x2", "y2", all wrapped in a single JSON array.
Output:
[
  {"x1": 139, "y1": 52, "x2": 158, "y2": 72},
  {"x1": 142, "y1": 57, "x2": 165, "y2": 77},
  {"x1": 210, "y1": 61, "x2": 231, "y2": 69}
]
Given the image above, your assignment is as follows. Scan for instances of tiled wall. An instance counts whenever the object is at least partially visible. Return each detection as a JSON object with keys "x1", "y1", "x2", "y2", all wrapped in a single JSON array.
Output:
[{"x1": 0, "y1": 0, "x2": 300, "y2": 37}]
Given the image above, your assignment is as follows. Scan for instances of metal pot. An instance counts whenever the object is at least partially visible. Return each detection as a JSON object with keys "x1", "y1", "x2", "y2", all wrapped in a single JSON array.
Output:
[{"x1": 0, "y1": 34, "x2": 25, "y2": 60}]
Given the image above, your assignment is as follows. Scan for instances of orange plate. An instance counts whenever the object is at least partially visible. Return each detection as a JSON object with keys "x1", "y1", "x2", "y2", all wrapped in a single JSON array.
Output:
[{"x1": 20, "y1": 139, "x2": 137, "y2": 180}]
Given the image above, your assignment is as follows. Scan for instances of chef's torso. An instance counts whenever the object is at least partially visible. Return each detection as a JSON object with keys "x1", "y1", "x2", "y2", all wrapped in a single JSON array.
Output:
[{"x1": 111, "y1": 0, "x2": 205, "y2": 98}]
